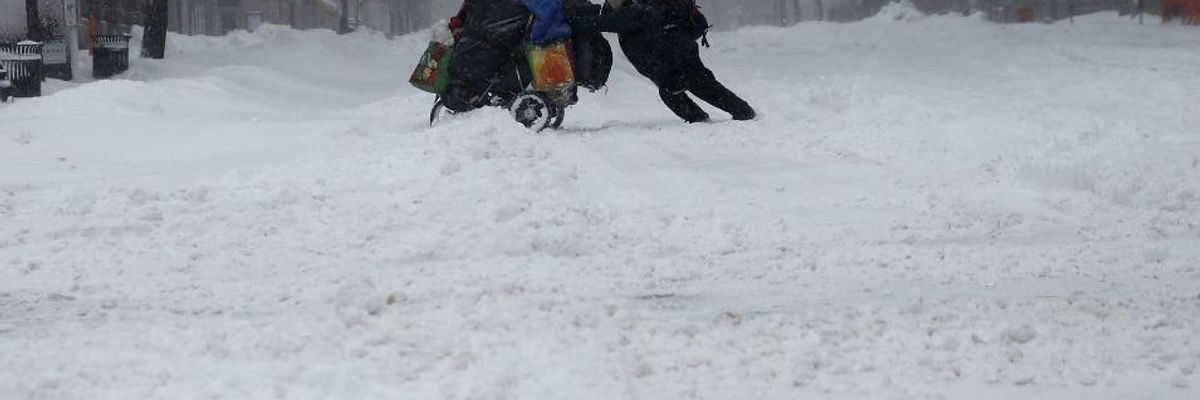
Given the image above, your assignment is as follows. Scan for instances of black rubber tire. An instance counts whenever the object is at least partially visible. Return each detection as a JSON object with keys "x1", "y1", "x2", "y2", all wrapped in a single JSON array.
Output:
[{"x1": 510, "y1": 92, "x2": 553, "y2": 132}]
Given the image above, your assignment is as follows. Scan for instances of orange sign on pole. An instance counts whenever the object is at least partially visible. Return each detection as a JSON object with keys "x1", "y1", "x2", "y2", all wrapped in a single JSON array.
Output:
[{"x1": 86, "y1": 14, "x2": 97, "y2": 55}]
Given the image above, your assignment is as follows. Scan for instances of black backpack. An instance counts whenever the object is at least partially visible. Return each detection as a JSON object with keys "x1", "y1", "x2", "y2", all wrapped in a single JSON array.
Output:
[
  {"x1": 654, "y1": 0, "x2": 712, "y2": 47},
  {"x1": 572, "y1": 33, "x2": 614, "y2": 91}
]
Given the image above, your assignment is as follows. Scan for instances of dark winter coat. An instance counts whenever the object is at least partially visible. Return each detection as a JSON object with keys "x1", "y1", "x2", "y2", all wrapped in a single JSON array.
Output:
[
  {"x1": 452, "y1": 0, "x2": 572, "y2": 47},
  {"x1": 569, "y1": 0, "x2": 756, "y2": 122},
  {"x1": 453, "y1": 0, "x2": 532, "y2": 48},
  {"x1": 572, "y1": 1, "x2": 689, "y2": 89}
]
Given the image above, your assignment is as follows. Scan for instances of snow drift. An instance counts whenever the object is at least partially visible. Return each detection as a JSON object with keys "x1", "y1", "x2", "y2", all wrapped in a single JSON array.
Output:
[{"x1": 1, "y1": 11, "x2": 1198, "y2": 400}]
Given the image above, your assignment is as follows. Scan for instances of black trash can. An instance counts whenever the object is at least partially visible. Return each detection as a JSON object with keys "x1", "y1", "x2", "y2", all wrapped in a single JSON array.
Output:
[
  {"x1": 93, "y1": 35, "x2": 132, "y2": 79},
  {"x1": 0, "y1": 64, "x2": 10, "y2": 102},
  {"x1": 0, "y1": 41, "x2": 45, "y2": 98}
]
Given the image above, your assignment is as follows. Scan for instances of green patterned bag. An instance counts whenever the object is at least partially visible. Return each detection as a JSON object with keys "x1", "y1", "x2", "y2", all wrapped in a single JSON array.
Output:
[{"x1": 409, "y1": 42, "x2": 454, "y2": 95}]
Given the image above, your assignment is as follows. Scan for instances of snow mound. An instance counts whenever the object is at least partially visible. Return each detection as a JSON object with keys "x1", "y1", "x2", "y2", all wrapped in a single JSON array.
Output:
[
  {"x1": 871, "y1": 0, "x2": 929, "y2": 22},
  {"x1": 2, "y1": 12, "x2": 1199, "y2": 400}
]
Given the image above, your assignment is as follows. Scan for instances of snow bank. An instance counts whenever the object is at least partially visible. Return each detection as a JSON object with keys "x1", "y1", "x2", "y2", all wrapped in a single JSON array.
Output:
[
  {"x1": 1, "y1": 12, "x2": 1198, "y2": 400},
  {"x1": 870, "y1": 0, "x2": 930, "y2": 23}
]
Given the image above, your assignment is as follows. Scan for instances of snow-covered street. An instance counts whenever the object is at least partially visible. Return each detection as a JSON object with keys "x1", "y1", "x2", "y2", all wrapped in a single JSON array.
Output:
[{"x1": 2, "y1": 9, "x2": 1198, "y2": 399}]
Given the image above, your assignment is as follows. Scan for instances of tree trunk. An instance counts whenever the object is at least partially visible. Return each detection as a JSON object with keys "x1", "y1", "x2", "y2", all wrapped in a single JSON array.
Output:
[
  {"x1": 776, "y1": 0, "x2": 786, "y2": 26},
  {"x1": 25, "y1": 0, "x2": 43, "y2": 41},
  {"x1": 338, "y1": 0, "x2": 351, "y2": 34},
  {"x1": 142, "y1": 0, "x2": 169, "y2": 59}
]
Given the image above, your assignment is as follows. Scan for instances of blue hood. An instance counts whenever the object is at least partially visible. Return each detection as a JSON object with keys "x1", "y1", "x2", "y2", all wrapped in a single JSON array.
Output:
[{"x1": 521, "y1": 0, "x2": 572, "y2": 44}]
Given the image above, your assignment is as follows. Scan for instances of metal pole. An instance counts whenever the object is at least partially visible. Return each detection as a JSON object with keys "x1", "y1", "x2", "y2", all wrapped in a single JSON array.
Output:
[
  {"x1": 64, "y1": 0, "x2": 79, "y2": 80},
  {"x1": 387, "y1": 0, "x2": 394, "y2": 38}
]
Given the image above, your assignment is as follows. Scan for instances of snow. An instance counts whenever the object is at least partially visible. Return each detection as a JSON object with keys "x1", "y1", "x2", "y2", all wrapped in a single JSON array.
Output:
[{"x1": 2, "y1": 10, "x2": 1199, "y2": 400}]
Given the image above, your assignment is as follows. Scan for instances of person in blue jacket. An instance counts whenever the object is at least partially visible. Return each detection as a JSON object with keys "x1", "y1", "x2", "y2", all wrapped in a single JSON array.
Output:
[{"x1": 443, "y1": 0, "x2": 573, "y2": 113}]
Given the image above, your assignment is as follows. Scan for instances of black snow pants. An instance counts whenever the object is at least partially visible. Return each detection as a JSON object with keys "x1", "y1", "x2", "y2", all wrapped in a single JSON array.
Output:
[{"x1": 656, "y1": 36, "x2": 756, "y2": 123}]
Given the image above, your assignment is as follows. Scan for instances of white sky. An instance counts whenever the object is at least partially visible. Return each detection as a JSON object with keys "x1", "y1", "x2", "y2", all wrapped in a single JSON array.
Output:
[
  {"x1": 0, "y1": 0, "x2": 27, "y2": 38},
  {"x1": 1, "y1": 0, "x2": 27, "y2": 22}
]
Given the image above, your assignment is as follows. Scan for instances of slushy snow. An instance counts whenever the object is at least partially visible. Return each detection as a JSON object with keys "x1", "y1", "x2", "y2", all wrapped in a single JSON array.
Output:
[{"x1": 1, "y1": 9, "x2": 1198, "y2": 400}]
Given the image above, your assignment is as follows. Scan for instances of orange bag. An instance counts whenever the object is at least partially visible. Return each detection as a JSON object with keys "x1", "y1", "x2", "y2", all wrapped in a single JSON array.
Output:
[{"x1": 526, "y1": 41, "x2": 575, "y2": 99}]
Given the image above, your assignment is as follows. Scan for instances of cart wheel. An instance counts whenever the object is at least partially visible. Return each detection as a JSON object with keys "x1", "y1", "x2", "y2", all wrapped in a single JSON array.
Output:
[
  {"x1": 550, "y1": 107, "x2": 565, "y2": 129},
  {"x1": 430, "y1": 97, "x2": 452, "y2": 126},
  {"x1": 510, "y1": 92, "x2": 554, "y2": 132}
]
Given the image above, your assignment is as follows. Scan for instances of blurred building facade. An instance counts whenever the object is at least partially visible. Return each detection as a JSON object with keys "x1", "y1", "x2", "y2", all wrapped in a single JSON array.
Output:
[
  {"x1": 708, "y1": 0, "x2": 1157, "y2": 28},
  {"x1": 73, "y1": 0, "x2": 431, "y2": 36},
  {"x1": 0, "y1": 0, "x2": 1184, "y2": 43},
  {"x1": 162, "y1": 0, "x2": 432, "y2": 36}
]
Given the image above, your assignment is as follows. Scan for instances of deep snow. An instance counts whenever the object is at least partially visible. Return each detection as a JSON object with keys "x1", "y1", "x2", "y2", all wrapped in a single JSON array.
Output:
[{"x1": 1, "y1": 9, "x2": 1198, "y2": 400}]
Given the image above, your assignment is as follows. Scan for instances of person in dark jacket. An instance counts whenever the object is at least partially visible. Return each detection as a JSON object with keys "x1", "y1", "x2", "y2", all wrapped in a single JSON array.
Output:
[
  {"x1": 444, "y1": 0, "x2": 573, "y2": 113},
  {"x1": 570, "y1": 0, "x2": 756, "y2": 123}
]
